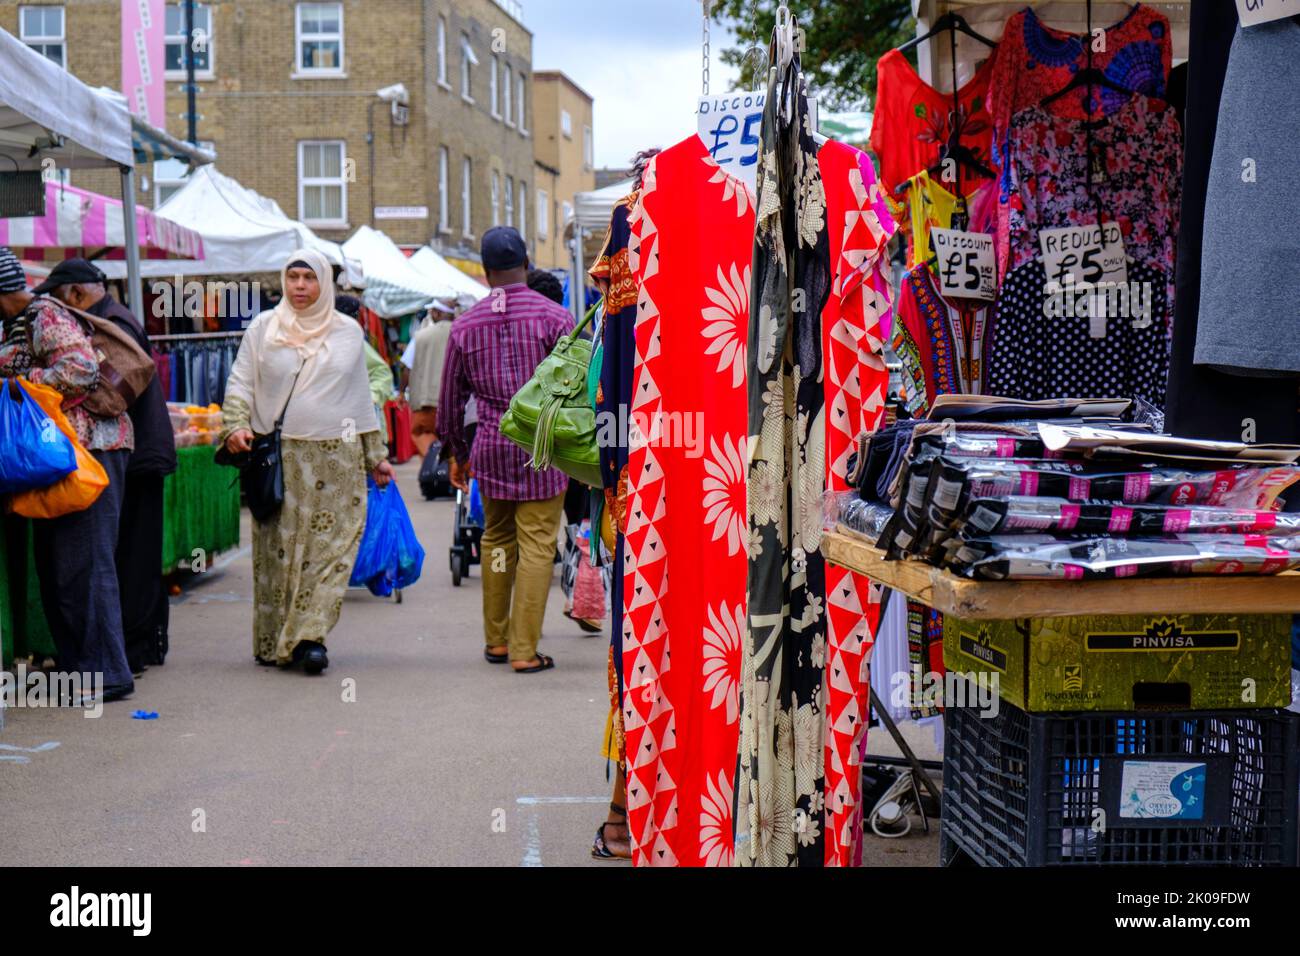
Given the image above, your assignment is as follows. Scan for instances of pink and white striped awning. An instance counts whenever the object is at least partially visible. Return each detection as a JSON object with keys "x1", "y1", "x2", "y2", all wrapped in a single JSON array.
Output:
[{"x1": 0, "y1": 181, "x2": 204, "y2": 262}]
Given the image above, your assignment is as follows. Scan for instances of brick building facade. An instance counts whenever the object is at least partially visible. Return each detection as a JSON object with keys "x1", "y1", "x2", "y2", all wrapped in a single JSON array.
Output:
[
  {"x1": 530, "y1": 70, "x2": 593, "y2": 270},
  {"x1": 3, "y1": 0, "x2": 541, "y2": 267}
]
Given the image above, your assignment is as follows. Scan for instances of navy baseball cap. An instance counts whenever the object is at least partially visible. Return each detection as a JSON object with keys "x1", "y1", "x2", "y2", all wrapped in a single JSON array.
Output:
[
  {"x1": 32, "y1": 257, "x2": 107, "y2": 295},
  {"x1": 481, "y1": 226, "x2": 528, "y2": 271}
]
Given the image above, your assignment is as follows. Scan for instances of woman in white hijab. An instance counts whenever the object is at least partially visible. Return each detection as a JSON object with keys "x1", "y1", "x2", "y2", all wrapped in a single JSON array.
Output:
[{"x1": 220, "y1": 249, "x2": 395, "y2": 674}]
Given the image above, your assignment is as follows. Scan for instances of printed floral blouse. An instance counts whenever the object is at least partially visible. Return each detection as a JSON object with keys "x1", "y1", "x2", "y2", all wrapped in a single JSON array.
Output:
[
  {"x1": 1005, "y1": 94, "x2": 1182, "y2": 301},
  {"x1": 0, "y1": 297, "x2": 133, "y2": 452}
]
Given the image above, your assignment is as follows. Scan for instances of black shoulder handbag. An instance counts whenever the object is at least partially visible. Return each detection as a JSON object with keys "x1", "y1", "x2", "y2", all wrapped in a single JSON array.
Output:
[{"x1": 217, "y1": 363, "x2": 304, "y2": 523}]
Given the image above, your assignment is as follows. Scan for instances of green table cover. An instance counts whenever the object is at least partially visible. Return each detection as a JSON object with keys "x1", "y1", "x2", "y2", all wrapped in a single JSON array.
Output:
[
  {"x1": 1, "y1": 516, "x2": 56, "y2": 663},
  {"x1": 2, "y1": 445, "x2": 240, "y2": 664},
  {"x1": 160, "y1": 444, "x2": 241, "y2": 572}
]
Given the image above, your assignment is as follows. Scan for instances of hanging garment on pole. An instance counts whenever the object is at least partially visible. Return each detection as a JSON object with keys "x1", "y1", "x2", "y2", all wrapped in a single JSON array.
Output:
[
  {"x1": 987, "y1": 4, "x2": 1173, "y2": 278},
  {"x1": 816, "y1": 139, "x2": 897, "y2": 868},
  {"x1": 1195, "y1": 19, "x2": 1300, "y2": 375},
  {"x1": 984, "y1": 95, "x2": 1182, "y2": 409},
  {"x1": 590, "y1": 189, "x2": 642, "y2": 710},
  {"x1": 869, "y1": 47, "x2": 995, "y2": 200},
  {"x1": 621, "y1": 135, "x2": 753, "y2": 867},
  {"x1": 1164, "y1": 2, "x2": 1300, "y2": 444},
  {"x1": 738, "y1": 48, "x2": 834, "y2": 868}
]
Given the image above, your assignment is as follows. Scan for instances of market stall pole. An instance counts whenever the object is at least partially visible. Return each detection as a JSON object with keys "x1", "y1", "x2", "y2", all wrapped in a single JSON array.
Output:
[{"x1": 126, "y1": 115, "x2": 216, "y2": 321}]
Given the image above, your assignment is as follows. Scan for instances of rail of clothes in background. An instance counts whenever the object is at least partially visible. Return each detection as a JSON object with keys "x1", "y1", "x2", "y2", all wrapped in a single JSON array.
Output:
[
  {"x1": 150, "y1": 334, "x2": 241, "y2": 408},
  {"x1": 870, "y1": 2, "x2": 1183, "y2": 416}
]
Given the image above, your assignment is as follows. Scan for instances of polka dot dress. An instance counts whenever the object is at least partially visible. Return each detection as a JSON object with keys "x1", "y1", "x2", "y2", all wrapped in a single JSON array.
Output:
[{"x1": 985, "y1": 259, "x2": 1171, "y2": 407}]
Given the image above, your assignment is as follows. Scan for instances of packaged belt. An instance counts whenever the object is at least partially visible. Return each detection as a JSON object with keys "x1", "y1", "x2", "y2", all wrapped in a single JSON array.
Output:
[
  {"x1": 949, "y1": 532, "x2": 1300, "y2": 581},
  {"x1": 958, "y1": 496, "x2": 1300, "y2": 538}
]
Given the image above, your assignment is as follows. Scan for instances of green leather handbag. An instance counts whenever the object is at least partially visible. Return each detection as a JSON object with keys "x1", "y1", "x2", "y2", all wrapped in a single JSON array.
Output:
[{"x1": 499, "y1": 300, "x2": 603, "y2": 489}]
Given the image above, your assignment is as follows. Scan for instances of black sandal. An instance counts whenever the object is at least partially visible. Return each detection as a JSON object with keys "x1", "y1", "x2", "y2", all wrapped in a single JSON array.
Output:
[
  {"x1": 484, "y1": 649, "x2": 508, "y2": 664},
  {"x1": 513, "y1": 652, "x2": 555, "y2": 674},
  {"x1": 591, "y1": 822, "x2": 629, "y2": 860},
  {"x1": 592, "y1": 804, "x2": 630, "y2": 861}
]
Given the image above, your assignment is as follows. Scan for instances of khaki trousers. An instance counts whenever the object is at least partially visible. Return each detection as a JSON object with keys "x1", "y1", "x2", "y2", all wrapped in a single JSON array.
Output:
[{"x1": 480, "y1": 491, "x2": 565, "y2": 662}]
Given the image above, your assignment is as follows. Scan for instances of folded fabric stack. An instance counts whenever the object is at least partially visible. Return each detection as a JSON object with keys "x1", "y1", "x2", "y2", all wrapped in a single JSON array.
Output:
[{"x1": 836, "y1": 397, "x2": 1300, "y2": 581}]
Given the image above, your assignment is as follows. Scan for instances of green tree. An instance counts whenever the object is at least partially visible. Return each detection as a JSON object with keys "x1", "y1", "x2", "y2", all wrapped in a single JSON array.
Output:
[{"x1": 714, "y1": 0, "x2": 913, "y2": 108}]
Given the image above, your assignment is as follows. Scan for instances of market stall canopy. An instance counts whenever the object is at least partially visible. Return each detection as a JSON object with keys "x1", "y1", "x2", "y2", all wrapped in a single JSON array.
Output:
[
  {"x1": 99, "y1": 165, "x2": 358, "y2": 281},
  {"x1": 574, "y1": 178, "x2": 636, "y2": 232},
  {"x1": 342, "y1": 225, "x2": 455, "y2": 318},
  {"x1": 0, "y1": 26, "x2": 132, "y2": 169},
  {"x1": 409, "y1": 245, "x2": 486, "y2": 305},
  {"x1": 0, "y1": 179, "x2": 204, "y2": 262}
]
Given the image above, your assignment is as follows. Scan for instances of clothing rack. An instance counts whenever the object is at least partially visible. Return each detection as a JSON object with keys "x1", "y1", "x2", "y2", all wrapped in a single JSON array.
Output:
[{"x1": 148, "y1": 333, "x2": 242, "y2": 408}]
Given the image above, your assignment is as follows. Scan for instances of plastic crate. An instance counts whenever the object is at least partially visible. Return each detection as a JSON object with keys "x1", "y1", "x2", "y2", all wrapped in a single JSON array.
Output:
[{"x1": 941, "y1": 677, "x2": 1299, "y2": 866}]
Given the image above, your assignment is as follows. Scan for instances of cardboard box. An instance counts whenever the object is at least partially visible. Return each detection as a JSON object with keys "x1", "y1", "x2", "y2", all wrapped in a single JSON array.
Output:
[{"x1": 943, "y1": 613, "x2": 1294, "y2": 712}]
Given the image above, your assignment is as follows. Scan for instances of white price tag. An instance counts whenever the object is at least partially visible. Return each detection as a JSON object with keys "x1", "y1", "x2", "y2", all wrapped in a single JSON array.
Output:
[
  {"x1": 697, "y1": 91, "x2": 766, "y2": 196},
  {"x1": 1236, "y1": 0, "x2": 1300, "y2": 27},
  {"x1": 1039, "y1": 222, "x2": 1128, "y2": 288},
  {"x1": 1040, "y1": 223, "x2": 1130, "y2": 339},
  {"x1": 931, "y1": 228, "x2": 996, "y2": 301}
]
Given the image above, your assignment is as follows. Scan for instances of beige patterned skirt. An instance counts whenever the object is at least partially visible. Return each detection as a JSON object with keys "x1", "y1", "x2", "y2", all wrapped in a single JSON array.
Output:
[{"x1": 251, "y1": 437, "x2": 367, "y2": 663}]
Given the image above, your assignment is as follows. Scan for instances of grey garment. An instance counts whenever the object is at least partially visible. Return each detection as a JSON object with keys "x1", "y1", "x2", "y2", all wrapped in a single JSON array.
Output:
[
  {"x1": 32, "y1": 449, "x2": 134, "y2": 690},
  {"x1": 1195, "y1": 19, "x2": 1300, "y2": 373},
  {"x1": 407, "y1": 319, "x2": 453, "y2": 410}
]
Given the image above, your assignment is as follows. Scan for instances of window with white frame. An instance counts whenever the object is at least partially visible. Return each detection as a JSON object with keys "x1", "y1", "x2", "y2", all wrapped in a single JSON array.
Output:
[
  {"x1": 165, "y1": 3, "x2": 213, "y2": 78},
  {"x1": 20, "y1": 6, "x2": 64, "y2": 69},
  {"x1": 504, "y1": 177, "x2": 514, "y2": 228},
  {"x1": 491, "y1": 171, "x2": 500, "y2": 227},
  {"x1": 298, "y1": 141, "x2": 347, "y2": 226},
  {"x1": 462, "y1": 157, "x2": 473, "y2": 236},
  {"x1": 536, "y1": 188, "x2": 548, "y2": 242},
  {"x1": 460, "y1": 34, "x2": 476, "y2": 101},
  {"x1": 518, "y1": 182, "x2": 527, "y2": 245},
  {"x1": 584, "y1": 125, "x2": 594, "y2": 170},
  {"x1": 296, "y1": 2, "x2": 344, "y2": 74},
  {"x1": 516, "y1": 73, "x2": 527, "y2": 134},
  {"x1": 561, "y1": 200, "x2": 574, "y2": 232},
  {"x1": 489, "y1": 55, "x2": 500, "y2": 118},
  {"x1": 438, "y1": 146, "x2": 449, "y2": 233},
  {"x1": 154, "y1": 140, "x2": 214, "y2": 206},
  {"x1": 503, "y1": 64, "x2": 514, "y2": 127},
  {"x1": 436, "y1": 15, "x2": 448, "y2": 87},
  {"x1": 560, "y1": 109, "x2": 573, "y2": 139}
]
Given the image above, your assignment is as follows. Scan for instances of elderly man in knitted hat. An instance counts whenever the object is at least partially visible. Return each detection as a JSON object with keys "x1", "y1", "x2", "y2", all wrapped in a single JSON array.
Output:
[{"x1": 0, "y1": 248, "x2": 136, "y2": 702}]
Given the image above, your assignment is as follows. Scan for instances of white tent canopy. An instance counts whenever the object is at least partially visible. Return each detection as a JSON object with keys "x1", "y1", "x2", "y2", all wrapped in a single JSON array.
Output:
[
  {"x1": 99, "y1": 165, "x2": 356, "y2": 281},
  {"x1": 0, "y1": 27, "x2": 132, "y2": 170},
  {"x1": 342, "y1": 225, "x2": 457, "y2": 318},
  {"x1": 409, "y1": 246, "x2": 486, "y2": 305},
  {"x1": 574, "y1": 178, "x2": 636, "y2": 232}
]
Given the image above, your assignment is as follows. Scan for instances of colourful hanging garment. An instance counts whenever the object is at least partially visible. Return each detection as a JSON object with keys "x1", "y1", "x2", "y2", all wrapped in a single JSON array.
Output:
[
  {"x1": 622, "y1": 134, "x2": 753, "y2": 867},
  {"x1": 739, "y1": 46, "x2": 835, "y2": 868},
  {"x1": 817, "y1": 140, "x2": 897, "y2": 867}
]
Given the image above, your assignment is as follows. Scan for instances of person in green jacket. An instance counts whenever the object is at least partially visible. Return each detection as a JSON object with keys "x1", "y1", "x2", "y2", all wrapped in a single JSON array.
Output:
[{"x1": 336, "y1": 295, "x2": 393, "y2": 444}]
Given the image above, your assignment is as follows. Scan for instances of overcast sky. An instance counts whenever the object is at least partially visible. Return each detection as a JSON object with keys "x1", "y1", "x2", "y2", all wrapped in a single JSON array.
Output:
[{"x1": 525, "y1": 0, "x2": 744, "y2": 169}]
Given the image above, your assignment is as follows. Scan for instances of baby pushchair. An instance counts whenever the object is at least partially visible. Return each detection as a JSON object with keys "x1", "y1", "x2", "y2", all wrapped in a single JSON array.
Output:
[{"x1": 450, "y1": 478, "x2": 484, "y2": 587}]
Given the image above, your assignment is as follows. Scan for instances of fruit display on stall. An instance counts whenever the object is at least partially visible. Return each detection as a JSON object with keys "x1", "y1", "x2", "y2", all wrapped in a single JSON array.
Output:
[{"x1": 168, "y1": 403, "x2": 224, "y2": 448}]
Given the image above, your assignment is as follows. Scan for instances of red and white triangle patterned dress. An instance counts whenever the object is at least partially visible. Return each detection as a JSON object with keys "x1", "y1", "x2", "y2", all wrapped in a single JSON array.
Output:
[{"x1": 622, "y1": 134, "x2": 755, "y2": 867}]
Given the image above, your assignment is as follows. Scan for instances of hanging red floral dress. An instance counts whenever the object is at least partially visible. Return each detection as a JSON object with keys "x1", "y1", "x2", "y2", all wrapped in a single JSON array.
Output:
[
  {"x1": 622, "y1": 134, "x2": 754, "y2": 867},
  {"x1": 817, "y1": 140, "x2": 897, "y2": 867}
]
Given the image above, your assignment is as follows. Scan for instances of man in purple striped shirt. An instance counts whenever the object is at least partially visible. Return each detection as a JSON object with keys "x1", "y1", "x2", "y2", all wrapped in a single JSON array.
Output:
[{"x1": 437, "y1": 227, "x2": 573, "y2": 674}]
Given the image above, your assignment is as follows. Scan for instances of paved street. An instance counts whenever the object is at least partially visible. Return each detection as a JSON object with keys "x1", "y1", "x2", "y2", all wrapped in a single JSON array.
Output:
[{"x1": 0, "y1": 461, "x2": 938, "y2": 867}]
